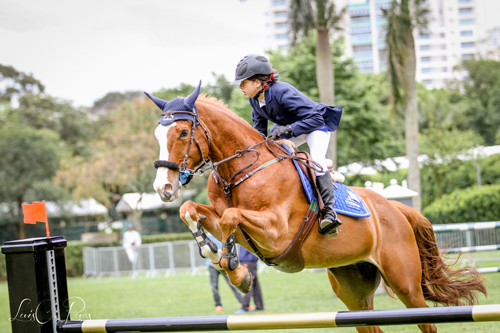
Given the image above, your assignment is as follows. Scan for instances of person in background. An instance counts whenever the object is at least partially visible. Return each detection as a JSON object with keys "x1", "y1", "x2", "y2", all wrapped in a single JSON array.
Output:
[
  {"x1": 123, "y1": 224, "x2": 142, "y2": 271},
  {"x1": 206, "y1": 233, "x2": 245, "y2": 313},
  {"x1": 234, "y1": 245, "x2": 264, "y2": 314}
]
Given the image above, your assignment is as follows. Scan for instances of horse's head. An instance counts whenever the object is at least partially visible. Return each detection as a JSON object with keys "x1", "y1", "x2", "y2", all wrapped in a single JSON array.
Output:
[{"x1": 146, "y1": 81, "x2": 209, "y2": 202}]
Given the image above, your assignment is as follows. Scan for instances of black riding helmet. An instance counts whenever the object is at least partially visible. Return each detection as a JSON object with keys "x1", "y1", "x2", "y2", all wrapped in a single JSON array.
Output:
[{"x1": 231, "y1": 54, "x2": 273, "y2": 85}]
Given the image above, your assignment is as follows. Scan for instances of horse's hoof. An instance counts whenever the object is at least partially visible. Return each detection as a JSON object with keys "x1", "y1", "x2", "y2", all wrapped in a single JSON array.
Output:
[{"x1": 236, "y1": 270, "x2": 253, "y2": 294}]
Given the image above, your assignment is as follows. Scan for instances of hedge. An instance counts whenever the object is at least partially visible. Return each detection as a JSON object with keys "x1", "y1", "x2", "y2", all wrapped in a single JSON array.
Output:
[{"x1": 423, "y1": 184, "x2": 500, "y2": 224}]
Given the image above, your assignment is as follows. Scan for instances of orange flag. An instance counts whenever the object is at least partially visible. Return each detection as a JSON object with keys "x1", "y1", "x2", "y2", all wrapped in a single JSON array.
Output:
[{"x1": 22, "y1": 201, "x2": 50, "y2": 238}]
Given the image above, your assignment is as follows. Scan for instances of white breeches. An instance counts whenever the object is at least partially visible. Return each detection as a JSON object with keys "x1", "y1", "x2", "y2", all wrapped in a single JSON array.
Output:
[{"x1": 288, "y1": 130, "x2": 331, "y2": 176}]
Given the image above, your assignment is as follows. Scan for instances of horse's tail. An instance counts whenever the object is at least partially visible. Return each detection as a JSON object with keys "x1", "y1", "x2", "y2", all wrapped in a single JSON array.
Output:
[{"x1": 390, "y1": 200, "x2": 487, "y2": 306}]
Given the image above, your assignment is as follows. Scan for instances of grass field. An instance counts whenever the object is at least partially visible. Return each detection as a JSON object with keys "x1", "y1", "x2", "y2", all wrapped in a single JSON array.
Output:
[{"x1": 1, "y1": 252, "x2": 500, "y2": 333}]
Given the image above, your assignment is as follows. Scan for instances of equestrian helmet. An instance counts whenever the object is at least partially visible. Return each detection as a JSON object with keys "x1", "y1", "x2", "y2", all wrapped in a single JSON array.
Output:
[{"x1": 231, "y1": 54, "x2": 273, "y2": 85}]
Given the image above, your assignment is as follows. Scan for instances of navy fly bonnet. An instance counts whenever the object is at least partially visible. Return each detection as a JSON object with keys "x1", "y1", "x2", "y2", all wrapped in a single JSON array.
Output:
[{"x1": 145, "y1": 81, "x2": 202, "y2": 126}]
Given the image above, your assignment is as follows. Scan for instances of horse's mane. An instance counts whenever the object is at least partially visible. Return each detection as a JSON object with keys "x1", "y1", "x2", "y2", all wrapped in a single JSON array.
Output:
[{"x1": 197, "y1": 94, "x2": 254, "y2": 129}]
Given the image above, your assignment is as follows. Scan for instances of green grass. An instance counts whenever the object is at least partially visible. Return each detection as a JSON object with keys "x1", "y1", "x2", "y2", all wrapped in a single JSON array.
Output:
[{"x1": 1, "y1": 254, "x2": 500, "y2": 333}]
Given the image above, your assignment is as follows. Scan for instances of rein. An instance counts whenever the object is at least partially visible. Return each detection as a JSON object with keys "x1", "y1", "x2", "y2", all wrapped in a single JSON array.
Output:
[{"x1": 153, "y1": 108, "x2": 325, "y2": 266}]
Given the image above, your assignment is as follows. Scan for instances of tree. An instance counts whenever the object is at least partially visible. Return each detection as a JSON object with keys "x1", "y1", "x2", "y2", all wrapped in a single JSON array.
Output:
[
  {"x1": 0, "y1": 64, "x2": 44, "y2": 102},
  {"x1": 384, "y1": 0, "x2": 429, "y2": 211},
  {"x1": 56, "y1": 99, "x2": 159, "y2": 232},
  {"x1": 288, "y1": 0, "x2": 346, "y2": 169},
  {"x1": 5, "y1": 93, "x2": 95, "y2": 157},
  {"x1": 419, "y1": 128, "x2": 484, "y2": 201},
  {"x1": 453, "y1": 59, "x2": 500, "y2": 145},
  {"x1": 91, "y1": 91, "x2": 144, "y2": 115},
  {"x1": 268, "y1": 36, "x2": 402, "y2": 166},
  {"x1": 205, "y1": 73, "x2": 235, "y2": 104},
  {"x1": 0, "y1": 126, "x2": 68, "y2": 239}
]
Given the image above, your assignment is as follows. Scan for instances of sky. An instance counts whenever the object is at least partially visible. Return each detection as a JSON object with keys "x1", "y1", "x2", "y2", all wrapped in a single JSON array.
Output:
[{"x1": 1, "y1": 0, "x2": 269, "y2": 107}]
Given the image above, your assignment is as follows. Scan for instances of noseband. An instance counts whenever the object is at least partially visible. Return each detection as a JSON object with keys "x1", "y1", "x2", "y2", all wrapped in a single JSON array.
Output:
[{"x1": 153, "y1": 109, "x2": 211, "y2": 186}]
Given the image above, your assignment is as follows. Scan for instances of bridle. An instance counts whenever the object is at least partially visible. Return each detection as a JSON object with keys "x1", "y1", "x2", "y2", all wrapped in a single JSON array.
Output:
[
  {"x1": 153, "y1": 109, "x2": 211, "y2": 186},
  {"x1": 153, "y1": 108, "x2": 323, "y2": 196}
]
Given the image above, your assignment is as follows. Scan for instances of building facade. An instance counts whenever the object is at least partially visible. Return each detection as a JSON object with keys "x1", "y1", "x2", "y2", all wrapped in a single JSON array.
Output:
[{"x1": 265, "y1": 0, "x2": 498, "y2": 88}]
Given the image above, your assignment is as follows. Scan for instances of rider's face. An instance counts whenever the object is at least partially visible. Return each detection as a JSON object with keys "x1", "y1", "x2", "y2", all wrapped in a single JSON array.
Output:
[{"x1": 239, "y1": 79, "x2": 262, "y2": 99}]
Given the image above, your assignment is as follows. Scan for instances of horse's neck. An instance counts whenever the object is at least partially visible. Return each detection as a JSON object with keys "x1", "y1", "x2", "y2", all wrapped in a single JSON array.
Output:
[{"x1": 198, "y1": 102, "x2": 262, "y2": 174}]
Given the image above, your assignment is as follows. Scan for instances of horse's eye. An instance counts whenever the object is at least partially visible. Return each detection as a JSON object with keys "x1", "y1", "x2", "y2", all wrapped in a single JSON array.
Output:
[{"x1": 180, "y1": 130, "x2": 189, "y2": 138}]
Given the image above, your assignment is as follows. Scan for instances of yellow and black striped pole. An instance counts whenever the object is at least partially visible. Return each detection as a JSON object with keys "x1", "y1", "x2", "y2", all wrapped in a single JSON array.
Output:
[{"x1": 58, "y1": 305, "x2": 500, "y2": 332}]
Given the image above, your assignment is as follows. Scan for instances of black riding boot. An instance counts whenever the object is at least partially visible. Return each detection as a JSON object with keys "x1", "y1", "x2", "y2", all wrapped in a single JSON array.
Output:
[{"x1": 316, "y1": 173, "x2": 342, "y2": 237}]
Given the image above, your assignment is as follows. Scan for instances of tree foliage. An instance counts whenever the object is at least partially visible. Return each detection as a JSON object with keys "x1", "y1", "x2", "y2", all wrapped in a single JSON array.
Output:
[
  {"x1": 268, "y1": 36, "x2": 402, "y2": 166},
  {"x1": 0, "y1": 64, "x2": 44, "y2": 102},
  {"x1": 56, "y1": 99, "x2": 158, "y2": 208},
  {"x1": 3, "y1": 94, "x2": 95, "y2": 157},
  {"x1": 0, "y1": 126, "x2": 68, "y2": 238},
  {"x1": 451, "y1": 59, "x2": 500, "y2": 145}
]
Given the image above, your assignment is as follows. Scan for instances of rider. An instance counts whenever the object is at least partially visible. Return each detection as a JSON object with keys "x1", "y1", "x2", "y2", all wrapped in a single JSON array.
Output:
[{"x1": 231, "y1": 54, "x2": 343, "y2": 237}]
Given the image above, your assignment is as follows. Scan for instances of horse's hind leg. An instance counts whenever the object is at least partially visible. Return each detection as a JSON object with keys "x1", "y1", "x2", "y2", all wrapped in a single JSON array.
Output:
[
  {"x1": 378, "y1": 243, "x2": 437, "y2": 333},
  {"x1": 327, "y1": 264, "x2": 384, "y2": 333}
]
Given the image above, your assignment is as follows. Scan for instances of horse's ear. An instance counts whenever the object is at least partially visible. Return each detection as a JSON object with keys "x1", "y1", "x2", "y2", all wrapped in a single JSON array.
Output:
[
  {"x1": 184, "y1": 81, "x2": 202, "y2": 109},
  {"x1": 144, "y1": 92, "x2": 169, "y2": 111}
]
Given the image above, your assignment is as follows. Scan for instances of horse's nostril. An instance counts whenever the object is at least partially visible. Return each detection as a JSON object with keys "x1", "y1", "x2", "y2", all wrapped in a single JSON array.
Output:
[{"x1": 163, "y1": 183, "x2": 173, "y2": 194}]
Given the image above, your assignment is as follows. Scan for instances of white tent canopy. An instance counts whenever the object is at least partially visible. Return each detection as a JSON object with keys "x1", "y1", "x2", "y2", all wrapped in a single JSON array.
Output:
[
  {"x1": 0, "y1": 198, "x2": 108, "y2": 217},
  {"x1": 116, "y1": 190, "x2": 195, "y2": 213}
]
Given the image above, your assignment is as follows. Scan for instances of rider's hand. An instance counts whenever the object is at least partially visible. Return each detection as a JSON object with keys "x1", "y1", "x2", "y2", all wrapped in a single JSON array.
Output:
[{"x1": 271, "y1": 125, "x2": 293, "y2": 138}]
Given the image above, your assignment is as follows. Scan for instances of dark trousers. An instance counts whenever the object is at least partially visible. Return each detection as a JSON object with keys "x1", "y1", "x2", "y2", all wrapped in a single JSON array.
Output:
[
  {"x1": 241, "y1": 261, "x2": 264, "y2": 310},
  {"x1": 209, "y1": 266, "x2": 243, "y2": 307}
]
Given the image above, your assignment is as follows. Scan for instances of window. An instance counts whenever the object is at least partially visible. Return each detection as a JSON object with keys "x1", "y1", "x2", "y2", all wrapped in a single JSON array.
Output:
[
  {"x1": 458, "y1": 0, "x2": 473, "y2": 3},
  {"x1": 462, "y1": 54, "x2": 474, "y2": 60},
  {"x1": 272, "y1": 0, "x2": 287, "y2": 6},
  {"x1": 461, "y1": 42, "x2": 476, "y2": 48},
  {"x1": 420, "y1": 45, "x2": 430, "y2": 51},
  {"x1": 351, "y1": 16, "x2": 371, "y2": 23},
  {"x1": 353, "y1": 45, "x2": 372, "y2": 52},
  {"x1": 460, "y1": 19, "x2": 475, "y2": 25},
  {"x1": 423, "y1": 80, "x2": 433, "y2": 85},
  {"x1": 459, "y1": 8, "x2": 474, "y2": 14},
  {"x1": 461, "y1": 30, "x2": 473, "y2": 36},
  {"x1": 274, "y1": 33, "x2": 288, "y2": 40},
  {"x1": 421, "y1": 57, "x2": 431, "y2": 62},
  {"x1": 273, "y1": 11, "x2": 287, "y2": 18},
  {"x1": 422, "y1": 68, "x2": 433, "y2": 73},
  {"x1": 274, "y1": 22, "x2": 288, "y2": 29}
]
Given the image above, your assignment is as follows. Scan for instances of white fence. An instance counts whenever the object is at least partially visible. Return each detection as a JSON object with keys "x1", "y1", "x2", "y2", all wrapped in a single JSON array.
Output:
[
  {"x1": 433, "y1": 221, "x2": 500, "y2": 273},
  {"x1": 83, "y1": 240, "x2": 206, "y2": 278},
  {"x1": 82, "y1": 222, "x2": 500, "y2": 278}
]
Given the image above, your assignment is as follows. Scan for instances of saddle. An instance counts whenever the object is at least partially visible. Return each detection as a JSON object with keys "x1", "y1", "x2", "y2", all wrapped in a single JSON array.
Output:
[{"x1": 241, "y1": 145, "x2": 370, "y2": 273}]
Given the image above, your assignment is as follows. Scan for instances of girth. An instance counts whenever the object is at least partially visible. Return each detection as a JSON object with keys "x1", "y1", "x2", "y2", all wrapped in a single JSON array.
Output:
[{"x1": 241, "y1": 151, "x2": 322, "y2": 273}]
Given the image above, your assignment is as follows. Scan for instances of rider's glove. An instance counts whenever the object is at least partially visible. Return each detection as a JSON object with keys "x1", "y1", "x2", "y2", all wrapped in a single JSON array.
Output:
[{"x1": 271, "y1": 125, "x2": 293, "y2": 138}]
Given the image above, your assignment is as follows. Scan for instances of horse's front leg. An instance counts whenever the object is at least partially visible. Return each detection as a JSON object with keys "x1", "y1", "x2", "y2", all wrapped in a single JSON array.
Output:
[
  {"x1": 179, "y1": 200, "x2": 225, "y2": 272},
  {"x1": 219, "y1": 207, "x2": 281, "y2": 293}
]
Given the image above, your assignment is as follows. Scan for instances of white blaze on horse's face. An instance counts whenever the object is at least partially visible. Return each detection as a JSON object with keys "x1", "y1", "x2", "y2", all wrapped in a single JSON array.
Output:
[{"x1": 153, "y1": 123, "x2": 182, "y2": 202}]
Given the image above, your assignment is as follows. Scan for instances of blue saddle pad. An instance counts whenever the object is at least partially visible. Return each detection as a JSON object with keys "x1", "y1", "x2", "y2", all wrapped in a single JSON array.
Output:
[{"x1": 282, "y1": 144, "x2": 371, "y2": 218}]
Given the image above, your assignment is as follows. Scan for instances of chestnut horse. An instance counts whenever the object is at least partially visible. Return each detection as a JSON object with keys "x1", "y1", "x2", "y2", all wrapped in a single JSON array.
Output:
[{"x1": 147, "y1": 83, "x2": 486, "y2": 333}]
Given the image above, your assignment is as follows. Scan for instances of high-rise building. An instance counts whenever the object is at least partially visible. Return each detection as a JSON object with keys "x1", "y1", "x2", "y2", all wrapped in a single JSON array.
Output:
[{"x1": 265, "y1": 0, "x2": 499, "y2": 88}]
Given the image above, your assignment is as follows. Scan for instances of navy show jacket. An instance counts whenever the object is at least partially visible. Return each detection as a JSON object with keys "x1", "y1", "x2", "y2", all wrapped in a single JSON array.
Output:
[{"x1": 248, "y1": 81, "x2": 343, "y2": 137}]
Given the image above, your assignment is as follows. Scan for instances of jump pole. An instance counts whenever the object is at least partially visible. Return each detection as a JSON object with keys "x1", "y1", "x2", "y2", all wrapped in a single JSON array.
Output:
[
  {"x1": 2, "y1": 237, "x2": 500, "y2": 333},
  {"x1": 58, "y1": 305, "x2": 500, "y2": 332}
]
